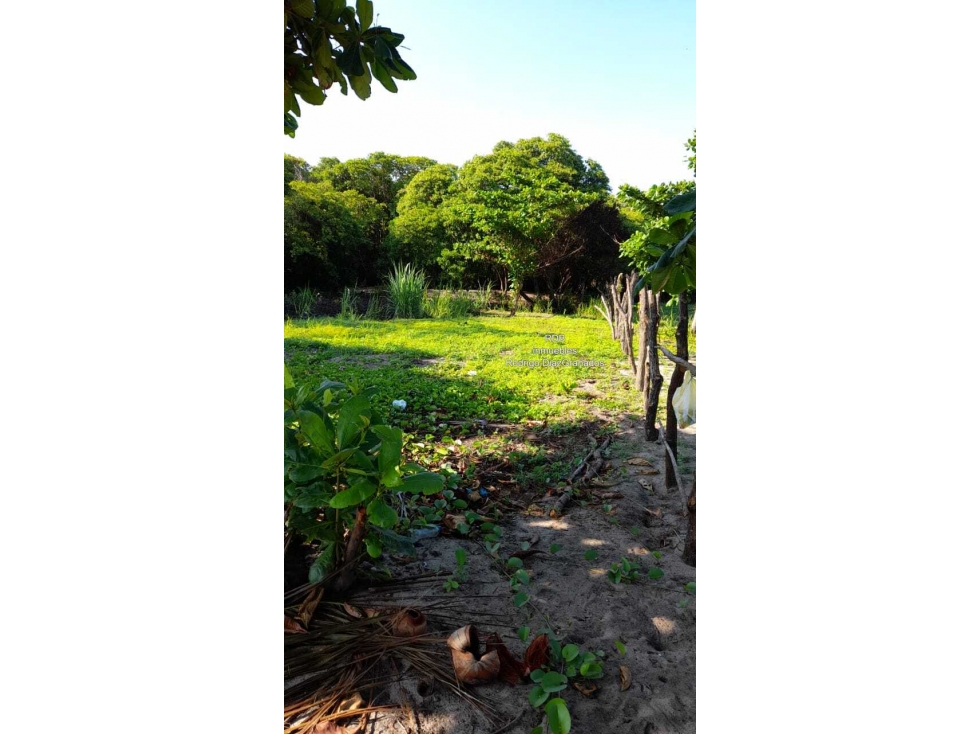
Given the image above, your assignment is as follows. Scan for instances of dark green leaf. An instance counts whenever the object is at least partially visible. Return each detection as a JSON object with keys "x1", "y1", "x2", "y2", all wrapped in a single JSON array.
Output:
[
  {"x1": 290, "y1": 0, "x2": 315, "y2": 19},
  {"x1": 288, "y1": 462, "x2": 324, "y2": 483},
  {"x1": 329, "y1": 477, "x2": 376, "y2": 508},
  {"x1": 349, "y1": 66, "x2": 372, "y2": 100},
  {"x1": 584, "y1": 549, "x2": 598, "y2": 561},
  {"x1": 366, "y1": 497, "x2": 397, "y2": 528},
  {"x1": 337, "y1": 395, "x2": 371, "y2": 448},
  {"x1": 292, "y1": 485, "x2": 334, "y2": 509},
  {"x1": 664, "y1": 189, "x2": 696, "y2": 215},
  {"x1": 540, "y1": 671, "x2": 568, "y2": 693},
  {"x1": 400, "y1": 471, "x2": 445, "y2": 495},
  {"x1": 298, "y1": 410, "x2": 334, "y2": 453},
  {"x1": 513, "y1": 592, "x2": 529, "y2": 607},
  {"x1": 527, "y1": 685, "x2": 549, "y2": 707},
  {"x1": 356, "y1": 0, "x2": 373, "y2": 29}
]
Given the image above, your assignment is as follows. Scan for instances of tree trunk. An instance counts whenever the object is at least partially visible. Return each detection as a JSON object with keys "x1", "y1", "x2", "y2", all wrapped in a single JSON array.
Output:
[
  {"x1": 681, "y1": 478, "x2": 696, "y2": 567},
  {"x1": 664, "y1": 291, "x2": 689, "y2": 488},
  {"x1": 621, "y1": 273, "x2": 637, "y2": 374},
  {"x1": 636, "y1": 289, "x2": 649, "y2": 392},
  {"x1": 332, "y1": 507, "x2": 368, "y2": 594},
  {"x1": 645, "y1": 290, "x2": 663, "y2": 441}
]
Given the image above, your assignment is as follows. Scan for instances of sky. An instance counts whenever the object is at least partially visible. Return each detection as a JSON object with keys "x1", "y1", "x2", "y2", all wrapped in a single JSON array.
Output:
[{"x1": 284, "y1": 0, "x2": 695, "y2": 192}]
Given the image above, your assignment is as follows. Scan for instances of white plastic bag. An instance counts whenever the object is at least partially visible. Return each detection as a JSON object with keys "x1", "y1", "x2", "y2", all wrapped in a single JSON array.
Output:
[{"x1": 672, "y1": 371, "x2": 696, "y2": 428}]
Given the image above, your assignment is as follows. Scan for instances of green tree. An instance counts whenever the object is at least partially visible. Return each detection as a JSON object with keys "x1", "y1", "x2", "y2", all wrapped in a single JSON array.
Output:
[
  {"x1": 312, "y1": 152, "x2": 437, "y2": 211},
  {"x1": 618, "y1": 181, "x2": 696, "y2": 285},
  {"x1": 449, "y1": 134, "x2": 610, "y2": 311},
  {"x1": 284, "y1": 182, "x2": 371, "y2": 291},
  {"x1": 284, "y1": 0, "x2": 416, "y2": 137},
  {"x1": 285, "y1": 154, "x2": 312, "y2": 193},
  {"x1": 385, "y1": 163, "x2": 459, "y2": 270}
]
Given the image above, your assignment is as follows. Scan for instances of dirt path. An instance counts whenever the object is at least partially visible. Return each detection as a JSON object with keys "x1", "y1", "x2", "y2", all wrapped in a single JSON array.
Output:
[{"x1": 358, "y1": 416, "x2": 696, "y2": 734}]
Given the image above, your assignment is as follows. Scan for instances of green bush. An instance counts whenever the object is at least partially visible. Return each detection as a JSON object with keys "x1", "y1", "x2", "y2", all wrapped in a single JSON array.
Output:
[{"x1": 284, "y1": 366, "x2": 445, "y2": 584}]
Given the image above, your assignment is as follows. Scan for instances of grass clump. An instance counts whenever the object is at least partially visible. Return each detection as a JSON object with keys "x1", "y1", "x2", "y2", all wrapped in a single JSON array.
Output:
[
  {"x1": 286, "y1": 285, "x2": 318, "y2": 319},
  {"x1": 386, "y1": 263, "x2": 427, "y2": 319}
]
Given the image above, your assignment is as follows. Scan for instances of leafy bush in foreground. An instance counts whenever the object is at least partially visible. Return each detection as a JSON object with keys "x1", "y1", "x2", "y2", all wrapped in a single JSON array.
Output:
[{"x1": 284, "y1": 366, "x2": 444, "y2": 587}]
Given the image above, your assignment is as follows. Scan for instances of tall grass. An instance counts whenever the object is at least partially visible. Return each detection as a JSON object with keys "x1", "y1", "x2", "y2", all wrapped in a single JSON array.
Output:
[
  {"x1": 425, "y1": 289, "x2": 477, "y2": 318},
  {"x1": 471, "y1": 284, "x2": 493, "y2": 312},
  {"x1": 339, "y1": 286, "x2": 359, "y2": 320},
  {"x1": 286, "y1": 285, "x2": 318, "y2": 319},
  {"x1": 365, "y1": 292, "x2": 383, "y2": 320},
  {"x1": 386, "y1": 263, "x2": 427, "y2": 319}
]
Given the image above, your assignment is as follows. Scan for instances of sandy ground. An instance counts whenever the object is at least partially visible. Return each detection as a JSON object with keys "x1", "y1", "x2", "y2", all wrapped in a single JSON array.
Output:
[{"x1": 350, "y1": 415, "x2": 696, "y2": 734}]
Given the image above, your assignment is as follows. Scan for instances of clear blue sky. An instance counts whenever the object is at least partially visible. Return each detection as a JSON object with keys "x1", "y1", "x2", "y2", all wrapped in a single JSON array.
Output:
[{"x1": 284, "y1": 0, "x2": 695, "y2": 191}]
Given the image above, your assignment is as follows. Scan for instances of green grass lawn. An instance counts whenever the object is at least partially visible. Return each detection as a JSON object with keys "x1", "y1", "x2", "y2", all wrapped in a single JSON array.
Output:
[{"x1": 285, "y1": 311, "x2": 693, "y2": 494}]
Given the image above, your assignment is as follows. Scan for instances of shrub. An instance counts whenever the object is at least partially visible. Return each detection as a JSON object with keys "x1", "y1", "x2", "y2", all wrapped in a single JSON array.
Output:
[{"x1": 284, "y1": 366, "x2": 445, "y2": 587}]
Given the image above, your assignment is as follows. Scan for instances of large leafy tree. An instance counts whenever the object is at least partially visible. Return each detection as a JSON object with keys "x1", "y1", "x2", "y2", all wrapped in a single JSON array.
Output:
[
  {"x1": 311, "y1": 152, "x2": 437, "y2": 211},
  {"x1": 385, "y1": 163, "x2": 460, "y2": 270},
  {"x1": 284, "y1": 182, "x2": 373, "y2": 291},
  {"x1": 618, "y1": 181, "x2": 696, "y2": 293},
  {"x1": 284, "y1": 0, "x2": 416, "y2": 137},
  {"x1": 448, "y1": 134, "x2": 610, "y2": 310}
]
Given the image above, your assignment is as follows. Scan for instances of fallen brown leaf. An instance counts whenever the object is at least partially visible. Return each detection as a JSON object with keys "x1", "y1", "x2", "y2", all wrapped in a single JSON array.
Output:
[
  {"x1": 524, "y1": 634, "x2": 550, "y2": 672},
  {"x1": 627, "y1": 457, "x2": 655, "y2": 467},
  {"x1": 573, "y1": 681, "x2": 597, "y2": 697},
  {"x1": 638, "y1": 468, "x2": 660, "y2": 475},
  {"x1": 619, "y1": 665, "x2": 632, "y2": 691},
  {"x1": 443, "y1": 514, "x2": 468, "y2": 532},
  {"x1": 342, "y1": 602, "x2": 363, "y2": 619},
  {"x1": 284, "y1": 615, "x2": 306, "y2": 634},
  {"x1": 298, "y1": 587, "x2": 324, "y2": 627},
  {"x1": 486, "y1": 633, "x2": 529, "y2": 685},
  {"x1": 638, "y1": 478, "x2": 653, "y2": 490}
]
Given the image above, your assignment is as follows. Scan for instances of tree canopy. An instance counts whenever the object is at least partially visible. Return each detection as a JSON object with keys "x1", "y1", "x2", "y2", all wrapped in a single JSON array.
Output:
[
  {"x1": 284, "y1": 0, "x2": 416, "y2": 137},
  {"x1": 312, "y1": 152, "x2": 437, "y2": 210},
  {"x1": 446, "y1": 134, "x2": 610, "y2": 305}
]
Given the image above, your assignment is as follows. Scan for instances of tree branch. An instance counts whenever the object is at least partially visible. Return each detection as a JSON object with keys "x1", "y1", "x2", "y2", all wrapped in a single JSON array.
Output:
[{"x1": 656, "y1": 345, "x2": 696, "y2": 376}]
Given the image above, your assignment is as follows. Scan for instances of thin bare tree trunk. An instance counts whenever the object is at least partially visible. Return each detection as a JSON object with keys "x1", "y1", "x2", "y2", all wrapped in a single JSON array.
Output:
[
  {"x1": 622, "y1": 273, "x2": 637, "y2": 374},
  {"x1": 664, "y1": 291, "x2": 689, "y2": 489},
  {"x1": 636, "y1": 289, "x2": 649, "y2": 392},
  {"x1": 645, "y1": 291, "x2": 663, "y2": 441}
]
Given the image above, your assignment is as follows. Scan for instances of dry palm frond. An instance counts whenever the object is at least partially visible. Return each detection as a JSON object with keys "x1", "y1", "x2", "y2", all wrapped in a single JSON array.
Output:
[{"x1": 285, "y1": 586, "x2": 504, "y2": 733}]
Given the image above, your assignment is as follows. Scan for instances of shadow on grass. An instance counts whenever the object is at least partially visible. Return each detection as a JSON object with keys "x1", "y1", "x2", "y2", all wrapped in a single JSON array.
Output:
[{"x1": 285, "y1": 337, "x2": 617, "y2": 495}]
